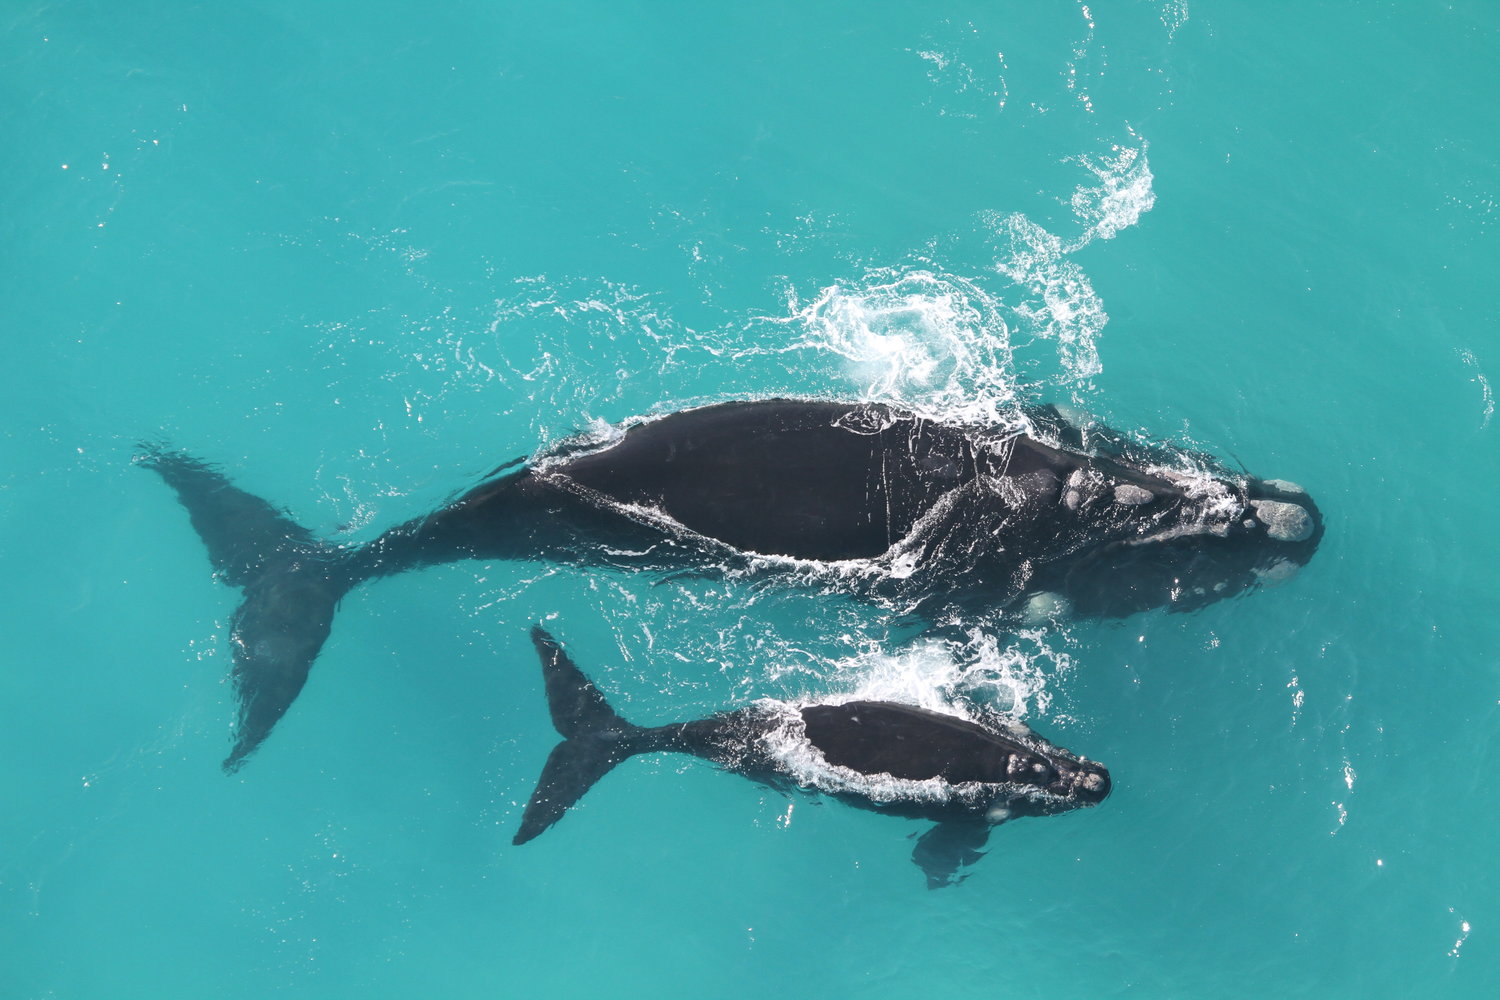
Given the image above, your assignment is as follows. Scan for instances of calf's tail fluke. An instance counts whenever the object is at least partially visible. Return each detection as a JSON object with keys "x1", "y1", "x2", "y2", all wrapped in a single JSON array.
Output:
[
  {"x1": 138, "y1": 446, "x2": 353, "y2": 772},
  {"x1": 514, "y1": 627, "x2": 649, "y2": 845}
]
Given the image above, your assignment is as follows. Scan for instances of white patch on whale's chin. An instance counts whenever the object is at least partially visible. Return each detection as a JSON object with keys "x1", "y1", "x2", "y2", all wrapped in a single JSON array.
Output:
[
  {"x1": 1254, "y1": 558, "x2": 1301, "y2": 587},
  {"x1": 1022, "y1": 590, "x2": 1073, "y2": 625}
]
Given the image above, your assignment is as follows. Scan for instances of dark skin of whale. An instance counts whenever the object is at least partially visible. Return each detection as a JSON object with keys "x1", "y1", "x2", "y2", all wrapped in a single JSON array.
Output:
[
  {"x1": 515, "y1": 627, "x2": 1111, "y2": 888},
  {"x1": 142, "y1": 398, "x2": 1323, "y2": 770}
]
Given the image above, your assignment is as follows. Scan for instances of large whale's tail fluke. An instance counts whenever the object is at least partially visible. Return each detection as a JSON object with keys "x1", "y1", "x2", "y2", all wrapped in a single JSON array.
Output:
[
  {"x1": 139, "y1": 447, "x2": 352, "y2": 772},
  {"x1": 514, "y1": 627, "x2": 651, "y2": 845}
]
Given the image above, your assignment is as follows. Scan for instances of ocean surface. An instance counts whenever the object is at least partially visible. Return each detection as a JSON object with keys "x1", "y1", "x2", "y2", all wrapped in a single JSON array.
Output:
[{"x1": 3, "y1": 2, "x2": 1498, "y2": 997}]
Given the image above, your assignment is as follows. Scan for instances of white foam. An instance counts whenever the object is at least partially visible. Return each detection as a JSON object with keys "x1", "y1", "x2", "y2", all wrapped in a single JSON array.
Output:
[
  {"x1": 353, "y1": 139, "x2": 1155, "y2": 454},
  {"x1": 1458, "y1": 348, "x2": 1494, "y2": 428},
  {"x1": 1068, "y1": 144, "x2": 1157, "y2": 242},
  {"x1": 532, "y1": 417, "x2": 624, "y2": 469},
  {"x1": 1155, "y1": 461, "x2": 1242, "y2": 519},
  {"x1": 765, "y1": 268, "x2": 1026, "y2": 428},
  {"x1": 907, "y1": 41, "x2": 1003, "y2": 119},
  {"x1": 989, "y1": 141, "x2": 1156, "y2": 387},
  {"x1": 820, "y1": 628, "x2": 1072, "y2": 723},
  {"x1": 1160, "y1": 1, "x2": 1190, "y2": 40},
  {"x1": 1065, "y1": 3, "x2": 1099, "y2": 115},
  {"x1": 1448, "y1": 909, "x2": 1472, "y2": 958},
  {"x1": 627, "y1": 142, "x2": 1153, "y2": 427}
]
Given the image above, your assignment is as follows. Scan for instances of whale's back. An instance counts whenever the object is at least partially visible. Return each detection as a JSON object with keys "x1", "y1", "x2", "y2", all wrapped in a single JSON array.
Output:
[
  {"x1": 556, "y1": 400, "x2": 984, "y2": 561},
  {"x1": 799, "y1": 701, "x2": 1022, "y2": 785}
]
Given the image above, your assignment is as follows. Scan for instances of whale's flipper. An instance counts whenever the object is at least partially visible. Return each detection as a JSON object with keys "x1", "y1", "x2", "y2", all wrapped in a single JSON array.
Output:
[
  {"x1": 139, "y1": 448, "x2": 351, "y2": 772},
  {"x1": 514, "y1": 627, "x2": 648, "y2": 845},
  {"x1": 911, "y1": 819, "x2": 992, "y2": 889}
]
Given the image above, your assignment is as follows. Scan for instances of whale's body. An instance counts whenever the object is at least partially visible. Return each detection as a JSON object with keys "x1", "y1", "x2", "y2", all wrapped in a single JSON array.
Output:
[
  {"x1": 143, "y1": 399, "x2": 1323, "y2": 769},
  {"x1": 516, "y1": 627, "x2": 1112, "y2": 887}
]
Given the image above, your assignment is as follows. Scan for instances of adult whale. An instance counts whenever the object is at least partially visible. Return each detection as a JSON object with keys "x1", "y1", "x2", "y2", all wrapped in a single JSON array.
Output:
[
  {"x1": 515, "y1": 626, "x2": 1111, "y2": 887},
  {"x1": 142, "y1": 398, "x2": 1322, "y2": 770}
]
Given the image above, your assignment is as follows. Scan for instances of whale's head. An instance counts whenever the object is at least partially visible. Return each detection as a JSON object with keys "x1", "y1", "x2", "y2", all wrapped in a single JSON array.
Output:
[
  {"x1": 990, "y1": 733, "x2": 1113, "y2": 822},
  {"x1": 1021, "y1": 463, "x2": 1325, "y2": 622},
  {"x1": 1042, "y1": 754, "x2": 1112, "y2": 810}
]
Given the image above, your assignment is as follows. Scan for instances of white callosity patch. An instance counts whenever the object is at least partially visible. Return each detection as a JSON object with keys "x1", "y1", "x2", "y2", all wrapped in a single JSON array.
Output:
[
  {"x1": 1093, "y1": 458, "x2": 1250, "y2": 550},
  {"x1": 1062, "y1": 466, "x2": 1097, "y2": 511},
  {"x1": 1261, "y1": 478, "x2": 1306, "y2": 496},
  {"x1": 1250, "y1": 499, "x2": 1314, "y2": 543}
]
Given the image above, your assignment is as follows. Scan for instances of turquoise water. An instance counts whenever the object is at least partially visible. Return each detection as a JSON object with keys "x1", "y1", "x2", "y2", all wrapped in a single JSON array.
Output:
[{"x1": 3, "y1": 1, "x2": 1498, "y2": 996}]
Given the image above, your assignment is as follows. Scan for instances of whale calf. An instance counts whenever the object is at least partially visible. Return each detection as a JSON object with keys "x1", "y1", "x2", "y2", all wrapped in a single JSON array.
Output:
[
  {"x1": 142, "y1": 398, "x2": 1322, "y2": 770},
  {"x1": 515, "y1": 626, "x2": 1110, "y2": 887}
]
